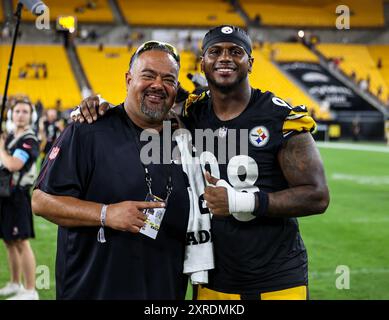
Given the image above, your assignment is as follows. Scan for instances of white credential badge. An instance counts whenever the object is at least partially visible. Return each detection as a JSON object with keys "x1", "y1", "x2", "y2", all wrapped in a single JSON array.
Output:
[{"x1": 140, "y1": 194, "x2": 166, "y2": 239}]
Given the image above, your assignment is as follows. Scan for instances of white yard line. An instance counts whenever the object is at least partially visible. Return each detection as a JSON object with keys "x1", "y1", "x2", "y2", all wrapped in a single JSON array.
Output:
[
  {"x1": 331, "y1": 173, "x2": 389, "y2": 185},
  {"x1": 302, "y1": 217, "x2": 389, "y2": 224},
  {"x1": 310, "y1": 268, "x2": 389, "y2": 278},
  {"x1": 317, "y1": 142, "x2": 389, "y2": 153}
]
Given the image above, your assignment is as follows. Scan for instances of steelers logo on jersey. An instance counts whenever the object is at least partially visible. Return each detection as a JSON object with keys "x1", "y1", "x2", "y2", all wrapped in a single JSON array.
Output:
[{"x1": 249, "y1": 126, "x2": 270, "y2": 147}]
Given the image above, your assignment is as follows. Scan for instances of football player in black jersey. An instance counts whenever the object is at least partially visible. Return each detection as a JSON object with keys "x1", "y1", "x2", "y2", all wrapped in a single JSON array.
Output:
[
  {"x1": 68, "y1": 26, "x2": 330, "y2": 300},
  {"x1": 182, "y1": 26, "x2": 329, "y2": 300},
  {"x1": 184, "y1": 26, "x2": 329, "y2": 299}
]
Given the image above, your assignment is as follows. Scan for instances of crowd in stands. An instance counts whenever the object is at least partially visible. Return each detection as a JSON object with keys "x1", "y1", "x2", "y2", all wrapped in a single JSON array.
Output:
[
  {"x1": 75, "y1": 0, "x2": 99, "y2": 13},
  {"x1": 328, "y1": 56, "x2": 389, "y2": 108},
  {"x1": 18, "y1": 63, "x2": 48, "y2": 80}
]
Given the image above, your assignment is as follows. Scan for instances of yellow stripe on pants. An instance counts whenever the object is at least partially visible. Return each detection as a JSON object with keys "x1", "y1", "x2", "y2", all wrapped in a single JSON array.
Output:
[{"x1": 196, "y1": 285, "x2": 307, "y2": 300}]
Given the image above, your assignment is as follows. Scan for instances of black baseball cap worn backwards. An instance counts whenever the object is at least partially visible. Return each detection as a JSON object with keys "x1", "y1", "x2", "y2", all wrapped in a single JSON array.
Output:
[{"x1": 202, "y1": 25, "x2": 252, "y2": 56}]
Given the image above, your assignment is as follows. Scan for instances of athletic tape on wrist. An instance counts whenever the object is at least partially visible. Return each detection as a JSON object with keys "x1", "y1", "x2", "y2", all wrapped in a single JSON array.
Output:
[{"x1": 215, "y1": 179, "x2": 256, "y2": 222}]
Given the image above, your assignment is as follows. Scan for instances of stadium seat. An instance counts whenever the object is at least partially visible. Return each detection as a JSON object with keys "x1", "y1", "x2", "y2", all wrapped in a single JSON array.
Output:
[
  {"x1": 240, "y1": 0, "x2": 384, "y2": 27},
  {"x1": 14, "y1": 0, "x2": 114, "y2": 23},
  {"x1": 270, "y1": 43, "x2": 319, "y2": 62},
  {"x1": 317, "y1": 43, "x2": 389, "y2": 102},
  {"x1": 367, "y1": 45, "x2": 389, "y2": 100},
  {"x1": 0, "y1": 45, "x2": 82, "y2": 109},
  {"x1": 177, "y1": 50, "x2": 198, "y2": 93},
  {"x1": 76, "y1": 45, "x2": 134, "y2": 105},
  {"x1": 116, "y1": 0, "x2": 244, "y2": 27},
  {"x1": 250, "y1": 48, "x2": 331, "y2": 120}
]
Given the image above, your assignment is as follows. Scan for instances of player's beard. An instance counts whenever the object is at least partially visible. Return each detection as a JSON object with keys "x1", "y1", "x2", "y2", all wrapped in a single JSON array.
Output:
[{"x1": 140, "y1": 94, "x2": 169, "y2": 122}]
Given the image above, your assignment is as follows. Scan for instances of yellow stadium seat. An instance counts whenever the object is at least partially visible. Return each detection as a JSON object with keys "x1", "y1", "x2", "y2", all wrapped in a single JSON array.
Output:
[
  {"x1": 317, "y1": 43, "x2": 388, "y2": 103},
  {"x1": 240, "y1": 0, "x2": 384, "y2": 27},
  {"x1": 116, "y1": 0, "x2": 244, "y2": 27},
  {"x1": 0, "y1": 45, "x2": 82, "y2": 110},
  {"x1": 367, "y1": 45, "x2": 389, "y2": 101},
  {"x1": 270, "y1": 43, "x2": 319, "y2": 62},
  {"x1": 249, "y1": 48, "x2": 331, "y2": 120},
  {"x1": 76, "y1": 45, "x2": 134, "y2": 105},
  {"x1": 14, "y1": 0, "x2": 114, "y2": 23},
  {"x1": 178, "y1": 50, "x2": 198, "y2": 93}
]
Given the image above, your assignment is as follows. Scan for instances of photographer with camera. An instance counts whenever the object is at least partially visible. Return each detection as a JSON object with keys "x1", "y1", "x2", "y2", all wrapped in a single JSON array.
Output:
[{"x1": 0, "y1": 100, "x2": 39, "y2": 300}]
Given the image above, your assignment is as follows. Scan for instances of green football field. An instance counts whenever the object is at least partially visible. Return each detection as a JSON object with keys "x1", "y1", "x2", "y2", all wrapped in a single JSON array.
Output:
[{"x1": 1, "y1": 142, "x2": 389, "y2": 300}]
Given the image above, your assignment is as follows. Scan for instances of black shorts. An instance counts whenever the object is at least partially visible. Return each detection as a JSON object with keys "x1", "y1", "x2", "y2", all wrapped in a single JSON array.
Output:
[{"x1": 0, "y1": 188, "x2": 35, "y2": 242}]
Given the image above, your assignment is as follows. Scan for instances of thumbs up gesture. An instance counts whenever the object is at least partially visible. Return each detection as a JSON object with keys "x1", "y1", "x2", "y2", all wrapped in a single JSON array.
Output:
[{"x1": 203, "y1": 171, "x2": 230, "y2": 216}]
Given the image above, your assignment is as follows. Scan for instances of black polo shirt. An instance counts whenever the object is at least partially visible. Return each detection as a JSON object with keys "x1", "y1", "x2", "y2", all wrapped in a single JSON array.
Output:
[{"x1": 35, "y1": 105, "x2": 190, "y2": 299}]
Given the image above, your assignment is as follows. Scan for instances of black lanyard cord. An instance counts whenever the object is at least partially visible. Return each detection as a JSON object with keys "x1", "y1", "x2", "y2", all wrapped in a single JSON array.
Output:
[{"x1": 124, "y1": 110, "x2": 173, "y2": 201}]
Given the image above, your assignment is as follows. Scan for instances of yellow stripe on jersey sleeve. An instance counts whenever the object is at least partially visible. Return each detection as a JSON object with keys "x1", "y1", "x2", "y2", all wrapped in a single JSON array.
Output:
[
  {"x1": 183, "y1": 92, "x2": 207, "y2": 117},
  {"x1": 282, "y1": 106, "x2": 317, "y2": 138}
]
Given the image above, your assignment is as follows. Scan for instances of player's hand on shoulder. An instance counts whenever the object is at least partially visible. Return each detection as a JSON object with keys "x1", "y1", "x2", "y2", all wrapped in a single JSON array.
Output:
[
  {"x1": 71, "y1": 95, "x2": 111, "y2": 124},
  {"x1": 105, "y1": 200, "x2": 165, "y2": 233}
]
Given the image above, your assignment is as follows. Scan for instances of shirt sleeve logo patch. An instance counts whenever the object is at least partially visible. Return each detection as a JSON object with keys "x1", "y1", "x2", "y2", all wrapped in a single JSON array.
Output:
[
  {"x1": 249, "y1": 126, "x2": 270, "y2": 147},
  {"x1": 49, "y1": 146, "x2": 60, "y2": 160}
]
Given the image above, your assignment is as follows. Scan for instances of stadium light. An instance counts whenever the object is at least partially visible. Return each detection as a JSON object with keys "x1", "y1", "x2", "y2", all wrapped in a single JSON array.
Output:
[{"x1": 57, "y1": 16, "x2": 77, "y2": 32}]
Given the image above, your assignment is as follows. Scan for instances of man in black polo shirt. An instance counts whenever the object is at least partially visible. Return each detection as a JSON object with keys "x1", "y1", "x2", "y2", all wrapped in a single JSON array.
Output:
[{"x1": 32, "y1": 42, "x2": 190, "y2": 299}]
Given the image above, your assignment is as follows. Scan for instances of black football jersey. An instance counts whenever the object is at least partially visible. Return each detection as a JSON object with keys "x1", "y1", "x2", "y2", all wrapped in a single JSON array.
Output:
[{"x1": 182, "y1": 88, "x2": 316, "y2": 293}]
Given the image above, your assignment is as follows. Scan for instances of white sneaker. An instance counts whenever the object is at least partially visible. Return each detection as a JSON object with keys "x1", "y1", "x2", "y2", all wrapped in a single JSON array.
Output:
[
  {"x1": 0, "y1": 282, "x2": 23, "y2": 296},
  {"x1": 7, "y1": 288, "x2": 39, "y2": 300}
]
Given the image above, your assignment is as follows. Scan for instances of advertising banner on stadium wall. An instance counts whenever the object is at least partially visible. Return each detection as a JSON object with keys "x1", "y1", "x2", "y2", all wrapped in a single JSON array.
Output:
[{"x1": 279, "y1": 62, "x2": 376, "y2": 111}]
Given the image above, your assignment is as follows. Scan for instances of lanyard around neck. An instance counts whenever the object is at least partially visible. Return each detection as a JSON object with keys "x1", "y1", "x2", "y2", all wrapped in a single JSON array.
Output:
[{"x1": 124, "y1": 112, "x2": 173, "y2": 202}]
